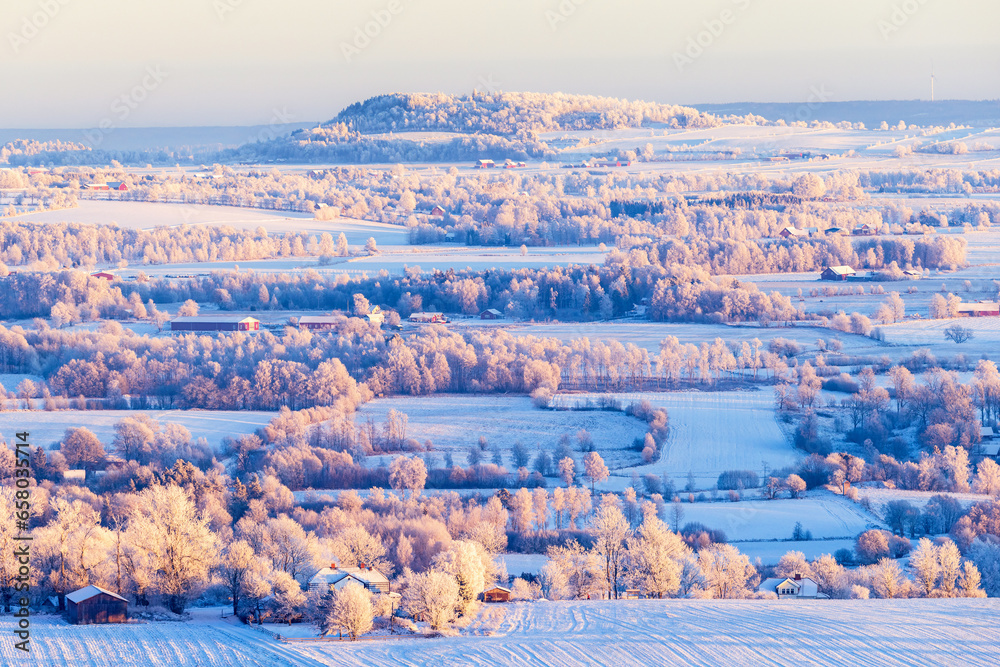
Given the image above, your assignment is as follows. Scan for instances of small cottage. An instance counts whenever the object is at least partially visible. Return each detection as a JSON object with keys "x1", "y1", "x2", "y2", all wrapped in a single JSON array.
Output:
[{"x1": 759, "y1": 574, "x2": 826, "y2": 599}]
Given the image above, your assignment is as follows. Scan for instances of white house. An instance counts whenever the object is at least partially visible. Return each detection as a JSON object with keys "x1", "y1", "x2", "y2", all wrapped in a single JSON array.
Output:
[
  {"x1": 759, "y1": 574, "x2": 826, "y2": 599},
  {"x1": 308, "y1": 563, "x2": 390, "y2": 594}
]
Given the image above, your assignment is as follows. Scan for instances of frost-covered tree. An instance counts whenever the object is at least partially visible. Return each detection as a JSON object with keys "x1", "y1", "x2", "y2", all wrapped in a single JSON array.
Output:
[
  {"x1": 126, "y1": 485, "x2": 218, "y2": 613},
  {"x1": 325, "y1": 582, "x2": 373, "y2": 640},
  {"x1": 697, "y1": 544, "x2": 757, "y2": 599},
  {"x1": 388, "y1": 455, "x2": 427, "y2": 497},
  {"x1": 583, "y1": 452, "x2": 609, "y2": 493},
  {"x1": 909, "y1": 538, "x2": 941, "y2": 596},
  {"x1": 592, "y1": 497, "x2": 629, "y2": 599},
  {"x1": 626, "y1": 514, "x2": 688, "y2": 598},
  {"x1": 558, "y1": 457, "x2": 575, "y2": 486},
  {"x1": 59, "y1": 427, "x2": 105, "y2": 470},
  {"x1": 271, "y1": 570, "x2": 307, "y2": 624},
  {"x1": 774, "y1": 551, "x2": 814, "y2": 580},
  {"x1": 433, "y1": 540, "x2": 494, "y2": 610},
  {"x1": 870, "y1": 558, "x2": 906, "y2": 599},
  {"x1": 402, "y1": 570, "x2": 459, "y2": 629},
  {"x1": 973, "y1": 459, "x2": 1000, "y2": 497}
]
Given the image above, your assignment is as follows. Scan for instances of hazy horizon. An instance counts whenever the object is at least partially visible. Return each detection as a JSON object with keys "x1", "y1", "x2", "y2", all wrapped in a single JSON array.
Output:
[{"x1": 2, "y1": 0, "x2": 997, "y2": 129}]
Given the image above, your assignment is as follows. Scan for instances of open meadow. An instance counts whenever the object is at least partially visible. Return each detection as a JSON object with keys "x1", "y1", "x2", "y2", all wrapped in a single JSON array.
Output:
[{"x1": 3, "y1": 600, "x2": 999, "y2": 667}]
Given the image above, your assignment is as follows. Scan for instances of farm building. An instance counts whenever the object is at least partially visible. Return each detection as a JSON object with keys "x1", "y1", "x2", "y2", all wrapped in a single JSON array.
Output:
[
  {"x1": 429, "y1": 205, "x2": 446, "y2": 218},
  {"x1": 483, "y1": 586, "x2": 511, "y2": 603},
  {"x1": 299, "y1": 315, "x2": 341, "y2": 330},
  {"x1": 825, "y1": 227, "x2": 849, "y2": 235},
  {"x1": 309, "y1": 563, "x2": 390, "y2": 594},
  {"x1": 480, "y1": 308, "x2": 503, "y2": 320},
  {"x1": 821, "y1": 266, "x2": 856, "y2": 281},
  {"x1": 91, "y1": 271, "x2": 116, "y2": 281},
  {"x1": 170, "y1": 316, "x2": 261, "y2": 332},
  {"x1": 759, "y1": 574, "x2": 826, "y2": 599},
  {"x1": 982, "y1": 426, "x2": 996, "y2": 441},
  {"x1": 853, "y1": 223, "x2": 878, "y2": 236},
  {"x1": 366, "y1": 306, "x2": 385, "y2": 326},
  {"x1": 956, "y1": 302, "x2": 1000, "y2": 317},
  {"x1": 83, "y1": 183, "x2": 110, "y2": 191},
  {"x1": 409, "y1": 312, "x2": 449, "y2": 323},
  {"x1": 981, "y1": 443, "x2": 1000, "y2": 458},
  {"x1": 476, "y1": 159, "x2": 496, "y2": 168},
  {"x1": 66, "y1": 585, "x2": 128, "y2": 624},
  {"x1": 106, "y1": 181, "x2": 128, "y2": 191},
  {"x1": 779, "y1": 226, "x2": 808, "y2": 239}
]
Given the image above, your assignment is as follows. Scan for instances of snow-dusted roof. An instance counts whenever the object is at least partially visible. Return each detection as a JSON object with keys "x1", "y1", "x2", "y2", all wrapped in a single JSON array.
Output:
[
  {"x1": 66, "y1": 585, "x2": 127, "y2": 604},
  {"x1": 825, "y1": 266, "x2": 856, "y2": 275},
  {"x1": 309, "y1": 566, "x2": 389, "y2": 586},
  {"x1": 485, "y1": 586, "x2": 511, "y2": 593}
]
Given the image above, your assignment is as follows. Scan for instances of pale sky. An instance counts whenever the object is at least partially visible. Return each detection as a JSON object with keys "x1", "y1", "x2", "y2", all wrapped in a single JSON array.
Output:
[{"x1": 0, "y1": 0, "x2": 997, "y2": 128}]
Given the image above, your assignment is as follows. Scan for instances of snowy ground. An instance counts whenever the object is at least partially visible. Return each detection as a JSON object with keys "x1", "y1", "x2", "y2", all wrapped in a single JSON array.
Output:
[
  {"x1": 500, "y1": 553, "x2": 550, "y2": 578},
  {"x1": 673, "y1": 496, "x2": 878, "y2": 541},
  {"x1": 358, "y1": 396, "x2": 647, "y2": 469},
  {"x1": 551, "y1": 390, "x2": 798, "y2": 487},
  {"x1": 0, "y1": 409, "x2": 275, "y2": 449},
  {"x1": 877, "y1": 316, "x2": 1000, "y2": 347},
  {"x1": 486, "y1": 321, "x2": 847, "y2": 356},
  {"x1": 856, "y1": 487, "x2": 991, "y2": 511},
  {"x1": 8, "y1": 599, "x2": 993, "y2": 666}
]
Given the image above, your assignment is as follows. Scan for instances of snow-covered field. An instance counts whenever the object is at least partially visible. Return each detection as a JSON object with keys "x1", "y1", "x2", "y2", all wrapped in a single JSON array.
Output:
[
  {"x1": 552, "y1": 391, "x2": 798, "y2": 486},
  {"x1": 489, "y1": 321, "x2": 846, "y2": 356},
  {"x1": 856, "y1": 487, "x2": 991, "y2": 511},
  {"x1": 7, "y1": 599, "x2": 996, "y2": 666},
  {"x1": 675, "y1": 496, "x2": 877, "y2": 541},
  {"x1": 0, "y1": 409, "x2": 275, "y2": 449},
  {"x1": 358, "y1": 396, "x2": 647, "y2": 468},
  {"x1": 877, "y1": 316, "x2": 1000, "y2": 347}
]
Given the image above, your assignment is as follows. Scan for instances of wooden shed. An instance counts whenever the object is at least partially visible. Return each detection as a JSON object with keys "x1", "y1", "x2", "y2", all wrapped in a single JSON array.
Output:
[
  {"x1": 66, "y1": 585, "x2": 128, "y2": 624},
  {"x1": 483, "y1": 586, "x2": 511, "y2": 603}
]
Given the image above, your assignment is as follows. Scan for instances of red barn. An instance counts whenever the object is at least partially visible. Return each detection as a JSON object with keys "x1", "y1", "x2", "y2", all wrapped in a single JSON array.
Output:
[
  {"x1": 66, "y1": 586, "x2": 128, "y2": 625},
  {"x1": 483, "y1": 586, "x2": 511, "y2": 603},
  {"x1": 957, "y1": 302, "x2": 1000, "y2": 317},
  {"x1": 106, "y1": 181, "x2": 128, "y2": 191},
  {"x1": 821, "y1": 266, "x2": 856, "y2": 281}
]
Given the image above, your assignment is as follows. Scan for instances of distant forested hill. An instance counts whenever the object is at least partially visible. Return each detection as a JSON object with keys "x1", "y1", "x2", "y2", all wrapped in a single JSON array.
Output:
[{"x1": 331, "y1": 91, "x2": 721, "y2": 135}]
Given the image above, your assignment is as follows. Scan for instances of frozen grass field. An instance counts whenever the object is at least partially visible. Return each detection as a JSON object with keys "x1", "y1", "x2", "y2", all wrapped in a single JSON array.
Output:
[
  {"x1": 551, "y1": 391, "x2": 798, "y2": 486},
  {"x1": 493, "y1": 321, "x2": 865, "y2": 356},
  {"x1": 357, "y1": 396, "x2": 647, "y2": 468},
  {"x1": 674, "y1": 496, "x2": 876, "y2": 541},
  {"x1": 6, "y1": 599, "x2": 999, "y2": 666},
  {"x1": 0, "y1": 409, "x2": 275, "y2": 449}
]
